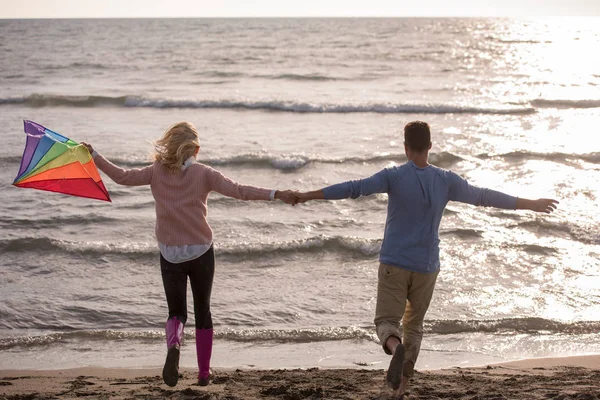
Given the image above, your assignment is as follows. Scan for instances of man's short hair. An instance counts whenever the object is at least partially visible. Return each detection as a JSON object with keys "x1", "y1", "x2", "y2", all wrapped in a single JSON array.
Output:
[{"x1": 404, "y1": 121, "x2": 431, "y2": 152}]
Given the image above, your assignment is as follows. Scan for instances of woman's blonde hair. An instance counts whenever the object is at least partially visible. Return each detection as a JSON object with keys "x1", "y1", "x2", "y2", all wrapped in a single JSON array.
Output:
[{"x1": 153, "y1": 122, "x2": 200, "y2": 173}]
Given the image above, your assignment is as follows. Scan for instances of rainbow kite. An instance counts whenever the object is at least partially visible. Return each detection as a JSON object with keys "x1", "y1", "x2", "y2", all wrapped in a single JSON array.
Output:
[{"x1": 13, "y1": 120, "x2": 111, "y2": 202}]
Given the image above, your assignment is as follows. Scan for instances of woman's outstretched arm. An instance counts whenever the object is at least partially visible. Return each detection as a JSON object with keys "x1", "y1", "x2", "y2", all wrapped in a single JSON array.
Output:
[
  {"x1": 82, "y1": 142, "x2": 153, "y2": 186},
  {"x1": 208, "y1": 167, "x2": 298, "y2": 205}
]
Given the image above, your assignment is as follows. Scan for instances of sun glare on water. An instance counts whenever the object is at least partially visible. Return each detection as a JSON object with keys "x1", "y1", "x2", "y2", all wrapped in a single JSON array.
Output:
[{"x1": 509, "y1": 18, "x2": 600, "y2": 100}]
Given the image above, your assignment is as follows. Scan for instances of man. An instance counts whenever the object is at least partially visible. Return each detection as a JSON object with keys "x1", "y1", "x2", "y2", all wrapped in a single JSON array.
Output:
[{"x1": 295, "y1": 121, "x2": 558, "y2": 397}]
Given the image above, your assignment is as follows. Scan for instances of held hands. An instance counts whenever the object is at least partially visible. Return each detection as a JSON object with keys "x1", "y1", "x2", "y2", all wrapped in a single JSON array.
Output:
[
  {"x1": 274, "y1": 190, "x2": 319, "y2": 205},
  {"x1": 294, "y1": 192, "x2": 314, "y2": 204},
  {"x1": 275, "y1": 190, "x2": 300, "y2": 205}
]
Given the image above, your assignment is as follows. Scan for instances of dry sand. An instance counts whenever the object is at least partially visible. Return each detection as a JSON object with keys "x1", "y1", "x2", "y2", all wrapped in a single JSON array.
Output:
[{"x1": 1, "y1": 355, "x2": 599, "y2": 400}]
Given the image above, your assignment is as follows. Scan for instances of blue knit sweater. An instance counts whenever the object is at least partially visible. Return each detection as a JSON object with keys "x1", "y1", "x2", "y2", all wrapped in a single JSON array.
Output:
[{"x1": 322, "y1": 161, "x2": 517, "y2": 273}]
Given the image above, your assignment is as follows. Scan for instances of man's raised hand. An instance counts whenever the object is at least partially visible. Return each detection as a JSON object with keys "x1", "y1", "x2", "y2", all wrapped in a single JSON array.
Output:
[
  {"x1": 518, "y1": 198, "x2": 559, "y2": 214},
  {"x1": 530, "y1": 198, "x2": 559, "y2": 214}
]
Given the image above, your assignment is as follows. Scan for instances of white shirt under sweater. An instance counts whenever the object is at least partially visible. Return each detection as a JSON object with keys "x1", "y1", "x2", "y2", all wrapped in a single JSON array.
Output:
[{"x1": 159, "y1": 157, "x2": 276, "y2": 264}]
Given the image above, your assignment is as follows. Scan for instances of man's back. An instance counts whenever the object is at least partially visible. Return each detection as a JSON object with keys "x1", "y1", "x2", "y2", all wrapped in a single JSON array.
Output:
[
  {"x1": 383, "y1": 161, "x2": 453, "y2": 272},
  {"x1": 322, "y1": 161, "x2": 517, "y2": 273}
]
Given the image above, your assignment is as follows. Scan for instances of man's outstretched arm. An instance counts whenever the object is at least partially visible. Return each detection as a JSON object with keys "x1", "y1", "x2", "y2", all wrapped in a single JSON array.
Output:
[
  {"x1": 449, "y1": 171, "x2": 559, "y2": 213},
  {"x1": 296, "y1": 169, "x2": 390, "y2": 203}
]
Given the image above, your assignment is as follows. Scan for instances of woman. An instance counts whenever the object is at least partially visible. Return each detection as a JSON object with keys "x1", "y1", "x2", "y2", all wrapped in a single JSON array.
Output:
[{"x1": 82, "y1": 122, "x2": 297, "y2": 387}]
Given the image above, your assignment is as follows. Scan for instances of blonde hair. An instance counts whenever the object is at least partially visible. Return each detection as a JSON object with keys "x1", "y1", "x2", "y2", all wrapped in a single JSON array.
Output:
[{"x1": 153, "y1": 122, "x2": 200, "y2": 173}]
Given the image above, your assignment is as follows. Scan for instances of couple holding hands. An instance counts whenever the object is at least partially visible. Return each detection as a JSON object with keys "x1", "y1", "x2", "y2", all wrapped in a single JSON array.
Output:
[{"x1": 82, "y1": 120, "x2": 557, "y2": 397}]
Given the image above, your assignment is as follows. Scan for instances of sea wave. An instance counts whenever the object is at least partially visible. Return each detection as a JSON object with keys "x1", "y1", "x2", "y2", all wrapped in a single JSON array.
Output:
[
  {"x1": 3, "y1": 73, "x2": 25, "y2": 79},
  {"x1": 201, "y1": 151, "x2": 463, "y2": 170},
  {"x1": 0, "y1": 155, "x2": 28, "y2": 166},
  {"x1": 0, "y1": 228, "x2": 521, "y2": 259},
  {"x1": 67, "y1": 151, "x2": 462, "y2": 172},
  {"x1": 426, "y1": 318, "x2": 600, "y2": 335},
  {"x1": 497, "y1": 39, "x2": 542, "y2": 44},
  {"x1": 0, "y1": 94, "x2": 536, "y2": 114},
  {"x1": 270, "y1": 73, "x2": 342, "y2": 81},
  {"x1": 531, "y1": 98, "x2": 600, "y2": 109},
  {"x1": 0, "y1": 235, "x2": 383, "y2": 259},
  {"x1": 2, "y1": 228, "x2": 514, "y2": 259},
  {"x1": 0, "y1": 237, "x2": 157, "y2": 256},
  {"x1": 197, "y1": 70, "x2": 346, "y2": 81},
  {"x1": 4, "y1": 150, "x2": 598, "y2": 173},
  {"x1": 6, "y1": 218, "x2": 592, "y2": 259},
  {"x1": 477, "y1": 151, "x2": 600, "y2": 165},
  {"x1": 513, "y1": 220, "x2": 599, "y2": 245},
  {"x1": 517, "y1": 244, "x2": 558, "y2": 256},
  {"x1": 2, "y1": 318, "x2": 598, "y2": 350},
  {"x1": 3, "y1": 150, "x2": 598, "y2": 175},
  {"x1": 0, "y1": 215, "x2": 117, "y2": 229},
  {"x1": 440, "y1": 228, "x2": 483, "y2": 239},
  {"x1": 0, "y1": 327, "x2": 375, "y2": 350}
]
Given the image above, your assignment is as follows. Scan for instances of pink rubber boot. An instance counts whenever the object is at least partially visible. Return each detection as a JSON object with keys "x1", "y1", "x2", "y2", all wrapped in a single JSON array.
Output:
[
  {"x1": 162, "y1": 317, "x2": 184, "y2": 387},
  {"x1": 196, "y1": 328, "x2": 213, "y2": 386}
]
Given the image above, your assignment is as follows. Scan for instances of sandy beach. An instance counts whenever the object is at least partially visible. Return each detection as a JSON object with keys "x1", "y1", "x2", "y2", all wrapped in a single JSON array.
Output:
[{"x1": 1, "y1": 355, "x2": 599, "y2": 400}]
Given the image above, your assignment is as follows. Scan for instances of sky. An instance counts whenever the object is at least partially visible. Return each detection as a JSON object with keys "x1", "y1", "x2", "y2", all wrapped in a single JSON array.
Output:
[{"x1": 1, "y1": 0, "x2": 599, "y2": 18}]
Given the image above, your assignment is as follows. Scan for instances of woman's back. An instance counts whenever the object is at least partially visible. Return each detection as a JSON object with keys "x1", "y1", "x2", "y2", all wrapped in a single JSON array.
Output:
[{"x1": 151, "y1": 161, "x2": 213, "y2": 246}]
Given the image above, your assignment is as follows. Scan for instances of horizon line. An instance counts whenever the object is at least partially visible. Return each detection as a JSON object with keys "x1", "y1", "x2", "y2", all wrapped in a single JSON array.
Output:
[{"x1": 2, "y1": 15, "x2": 599, "y2": 20}]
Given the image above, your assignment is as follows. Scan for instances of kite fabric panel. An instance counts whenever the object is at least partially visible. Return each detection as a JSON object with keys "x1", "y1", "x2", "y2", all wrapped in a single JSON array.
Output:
[{"x1": 13, "y1": 120, "x2": 111, "y2": 202}]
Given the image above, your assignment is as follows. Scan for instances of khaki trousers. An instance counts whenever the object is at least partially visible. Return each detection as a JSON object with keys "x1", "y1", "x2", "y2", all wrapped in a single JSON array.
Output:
[{"x1": 374, "y1": 263, "x2": 439, "y2": 375}]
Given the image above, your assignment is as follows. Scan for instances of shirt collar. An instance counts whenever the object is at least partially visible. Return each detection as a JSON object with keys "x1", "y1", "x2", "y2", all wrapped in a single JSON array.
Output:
[{"x1": 181, "y1": 156, "x2": 196, "y2": 170}]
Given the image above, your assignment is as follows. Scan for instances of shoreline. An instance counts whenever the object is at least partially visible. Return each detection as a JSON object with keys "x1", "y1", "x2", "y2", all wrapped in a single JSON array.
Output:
[{"x1": 1, "y1": 354, "x2": 599, "y2": 400}]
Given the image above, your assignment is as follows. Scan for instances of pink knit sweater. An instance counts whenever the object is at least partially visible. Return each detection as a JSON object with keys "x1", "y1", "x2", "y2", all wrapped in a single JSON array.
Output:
[{"x1": 93, "y1": 154, "x2": 272, "y2": 246}]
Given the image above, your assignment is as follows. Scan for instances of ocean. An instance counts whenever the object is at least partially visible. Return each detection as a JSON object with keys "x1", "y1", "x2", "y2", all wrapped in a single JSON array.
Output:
[{"x1": 0, "y1": 17, "x2": 599, "y2": 371}]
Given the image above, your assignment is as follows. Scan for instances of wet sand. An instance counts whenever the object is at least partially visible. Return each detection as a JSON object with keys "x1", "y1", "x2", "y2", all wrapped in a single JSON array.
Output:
[{"x1": 1, "y1": 355, "x2": 599, "y2": 399}]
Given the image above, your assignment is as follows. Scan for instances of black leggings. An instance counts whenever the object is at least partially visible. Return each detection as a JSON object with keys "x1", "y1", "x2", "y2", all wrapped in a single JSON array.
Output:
[{"x1": 160, "y1": 246, "x2": 215, "y2": 329}]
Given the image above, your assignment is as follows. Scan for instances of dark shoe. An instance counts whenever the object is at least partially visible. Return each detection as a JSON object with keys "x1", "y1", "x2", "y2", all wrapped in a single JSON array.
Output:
[
  {"x1": 386, "y1": 343, "x2": 405, "y2": 390},
  {"x1": 162, "y1": 346, "x2": 180, "y2": 387},
  {"x1": 198, "y1": 376, "x2": 209, "y2": 386},
  {"x1": 197, "y1": 369, "x2": 213, "y2": 386}
]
